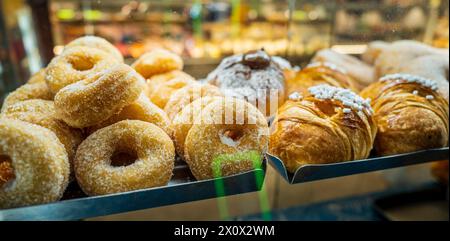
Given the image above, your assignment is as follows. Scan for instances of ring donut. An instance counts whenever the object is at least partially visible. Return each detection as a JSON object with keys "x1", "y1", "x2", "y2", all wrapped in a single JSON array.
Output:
[
  {"x1": 87, "y1": 93, "x2": 170, "y2": 134},
  {"x1": 132, "y1": 49, "x2": 183, "y2": 79},
  {"x1": 45, "y1": 46, "x2": 119, "y2": 93},
  {"x1": 1, "y1": 100, "x2": 83, "y2": 171},
  {"x1": 171, "y1": 96, "x2": 223, "y2": 158},
  {"x1": 146, "y1": 70, "x2": 194, "y2": 96},
  {"x1": 164, "y1": 83, "x2": 223, "y2": 120},
  {"x1": 54, "y1": 64, "x2": 145, "y2": 128},
  {"x1": 184, "y1": 98, "x2": 269, "y2": 180},
  {"x1": 0, "y1": 119, "x2": 69, "y2": 208},
  {"x1": 27, "y1": 69, "x2": 46, "y2": 84},
  {"x1": 65, "y1": 36, "x2": 124, "y2": 62},
  {"x1": 148, "y1": 76, "x2": 196, "y2": 109},
  {"x1": 1, "y1": 82, "x2": 53, "y2": 112},
  {"x1": 74, "y1": 120, "x2": 175, "y2": 196}
]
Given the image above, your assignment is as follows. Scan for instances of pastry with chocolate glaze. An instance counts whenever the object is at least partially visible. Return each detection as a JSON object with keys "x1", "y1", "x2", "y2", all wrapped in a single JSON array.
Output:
[{"x1": 206, "y1": 49, "x2": 285, "y2": 117}]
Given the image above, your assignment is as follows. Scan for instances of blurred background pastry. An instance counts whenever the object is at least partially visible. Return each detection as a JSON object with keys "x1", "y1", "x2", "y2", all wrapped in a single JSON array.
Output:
[
  {"x1": 286, "y1": 61, "x2": 360, "y2": 98},
  {"x1": 312, "y1": 49, "x2": 376, "y2": 89}
]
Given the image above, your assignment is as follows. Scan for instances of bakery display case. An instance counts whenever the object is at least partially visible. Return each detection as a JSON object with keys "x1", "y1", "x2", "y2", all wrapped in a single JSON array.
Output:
[{"x1": 0, "y1": 0, "x2": 448, "y2": 222}]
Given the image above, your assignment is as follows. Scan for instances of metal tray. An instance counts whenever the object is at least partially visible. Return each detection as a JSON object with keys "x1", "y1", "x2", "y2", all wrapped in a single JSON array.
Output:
[
  {"x1": 0, "y1": 160, "x2": 266, "y2": 221},
  {"x1": 267, "y1": 147, "x2": 449, "y2": 184}
]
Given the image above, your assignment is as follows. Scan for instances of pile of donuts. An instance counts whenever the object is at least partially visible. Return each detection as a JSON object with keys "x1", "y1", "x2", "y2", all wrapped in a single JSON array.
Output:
[{"x1": 0, "y1": 36, "x2": 271, "y2": 209}]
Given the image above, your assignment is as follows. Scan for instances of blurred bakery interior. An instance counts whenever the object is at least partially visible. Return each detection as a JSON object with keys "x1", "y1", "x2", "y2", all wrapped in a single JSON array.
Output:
[
  {"x1": 0, "y1": 0, "x2": 448, "y2": 221},
  {"x1": 2, "y1": 0, "x2": 448, "y2": 95}
]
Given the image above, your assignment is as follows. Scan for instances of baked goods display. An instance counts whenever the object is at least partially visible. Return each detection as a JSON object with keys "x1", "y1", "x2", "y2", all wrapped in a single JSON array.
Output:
[
  {"x1": 0, "y1": 36, "x2": 181, "y2": 207},
  {"x1": 270, "y1": 85, "x2": 376, "y2": 173},
  {"x1": 360, "y1": 74, "x2": 449, "y2": 156},
  {"x1": 0, "y1": 119, "x2": 70, "y2": 209},
  {"x1": 0, "y1": 36, "x2": 273, "y2": 209},
  {"x1": 205, "y1": 49, "x2": 285, "y2": 117},
  {"x1": 269, "y1": 40, "x2": 448, "y2": 173},
  {"x1": 183, "y1": 97, "x2": 269, "y2": 180},
  {"x1": 74, "y1": 120, "x2": 174, "y2": 196},
  {"x1": 0, "y1": 34, "x2": 448, "y2": 210}
]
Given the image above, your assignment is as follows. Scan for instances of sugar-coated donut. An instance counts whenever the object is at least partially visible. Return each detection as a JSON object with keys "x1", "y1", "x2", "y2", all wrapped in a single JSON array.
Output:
[
  {"x1": 164, "y1": 83, "x2": 223, "y2": 120},
  {"x1": 88, "y1": 93, "x2": 170, "y2": 134},
  {"x1": 1, "y1": 82, "x2": 53, "y2": 112},
  {"x1": 1, "y1": 100, "x2": 83, "y2": 169},
  {"x1": 65, "y1": 36, "x2": 124, "y2": 62},
  {"x1": 184, "y1": 98, "x2": 269, "y2": 180},
  {"x1": 27, "y1": 69, "x2": 46, "y2": 84},
  {"x1": 45, "y1": 46, "x2": 119, "y2": 93},
  {"x1": 171, "y1": 96, "x2": 223, "y2": 158},
  {"x1": 132, "y1": 49, "x2": 183, "y2": 79},
  {"x1": 148, "y1": 76, "x2": 197, "y2": 108},
  {"x1": 0, "y1": 119, "x2": 69, "y2": 208},
  {"x1": 54, "y1": 64, "x2": 145, "y2": 128},
  {"x1": 146, "y1": 70, "x2": 194, "y2": 96},
  {"x1": 74, "y1": 120, "x2": 175, "y2": 196}
]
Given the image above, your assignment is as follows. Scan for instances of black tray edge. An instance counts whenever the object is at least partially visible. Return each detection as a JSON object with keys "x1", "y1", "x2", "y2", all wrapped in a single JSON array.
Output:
[{"x1": 267, "y1": 147, "x2": 449, "y2": 184}]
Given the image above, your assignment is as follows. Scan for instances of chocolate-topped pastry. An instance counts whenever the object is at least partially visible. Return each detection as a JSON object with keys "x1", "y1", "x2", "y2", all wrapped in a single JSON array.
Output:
[
  {"x1": 206, "y1": 49, "x2": 285, "y2": 117},
  {"x1": 242, "y1": 50, "x2": 271, "y2": 69}
]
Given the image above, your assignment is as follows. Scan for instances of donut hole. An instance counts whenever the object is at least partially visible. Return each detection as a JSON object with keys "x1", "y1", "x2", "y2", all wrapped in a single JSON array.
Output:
[
  {"x1": 110, "y1": 151, "x2": 138, "y2": 167},
  {"x1": 220, "y1": 129, "x2": 244, "y2": 147},
  {"x1": 0, "y1": 155, "x2": 15, "y2": 187},
  {"x1": 68, "y1": 56, "x2": 95, "y2": 71}
]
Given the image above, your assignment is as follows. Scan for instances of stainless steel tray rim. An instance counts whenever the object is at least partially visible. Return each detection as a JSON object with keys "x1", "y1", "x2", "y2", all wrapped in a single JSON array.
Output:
[
  {"x1": 1, "y1": 164, "x2": 265, "y2": 211},
  {"x1": 0, "y1": 160, "x2": 267, "y2": 220}
]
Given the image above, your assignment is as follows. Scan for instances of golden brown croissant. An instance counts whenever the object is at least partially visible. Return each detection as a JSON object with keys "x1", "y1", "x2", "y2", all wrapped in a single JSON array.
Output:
[
  {"x1": 286, "y1": 62, "x2": 360, "y2": 98},
  {"x1": 360, "y1": 74, "x2": 449, "y2": 156},
  {"x1": 269, "y1": 85, "x2": 377, "y2": 173}
]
